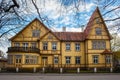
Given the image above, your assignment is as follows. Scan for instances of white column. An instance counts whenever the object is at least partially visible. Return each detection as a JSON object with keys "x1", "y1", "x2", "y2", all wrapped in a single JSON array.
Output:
[
  {"x1": 0, "y1": 68, "x2": 1, "y2": 72},
  {"x1": 42, "y1": 67, "x2": 45, "y2": 73},
  {"x1": 110, "y1": 67, "x2": 113, "y2": 72},
  {"x1": 16, "y1": 67, "x2": 19, "y2": 72},
  {"x1": 33, "y1": 67, "x2": 36, "y2": 73},
  {"x1": 77, "y1": 68, "x2": 80, "y2": 73},
  {"x1": 60, "y1": 68, "x2": 63, "y2": 73},
  {"x1": 94, "y1": 67, "x2": 97, "y2": 73}
]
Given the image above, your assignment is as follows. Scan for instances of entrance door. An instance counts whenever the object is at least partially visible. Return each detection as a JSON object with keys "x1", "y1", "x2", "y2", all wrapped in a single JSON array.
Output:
[
  {"x1": 15, "y1": 55, "x2": 22, "y2": 67},
  {"x1": 42, "y1": 57, "x2": 48, "y2": 67}
]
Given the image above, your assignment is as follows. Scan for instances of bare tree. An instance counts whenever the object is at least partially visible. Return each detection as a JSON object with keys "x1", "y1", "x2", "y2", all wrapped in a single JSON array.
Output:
[{"x1": 0, "y1": 0, "x2": 120, "y2": 53}]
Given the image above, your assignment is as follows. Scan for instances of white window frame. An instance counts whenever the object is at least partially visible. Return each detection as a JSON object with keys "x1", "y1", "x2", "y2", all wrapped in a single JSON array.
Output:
[
  {"x1": 43, "y1": 42, "x2": 48, "y2": 50},
  {"x1": 52, "y1": 42, "x2": 57, "y2": 50},
  {"x1": 93, "y1": 55, "x2": 99, "y2": 64},
  {"x1": 75, "y1": 56, "x2": 80, "y2": 64},
  {"x1": 54, "y1": 57, "x2": 58, "y2": 64},
  {"x1": 66, "y1": 43, "x2": 70, "y2": 50},
  {"x1": 106, "y1": 55, "x2": 111, "y2": 64},
  {"x1": 96, "y1": 27, "x2": 102, "y2": 35},
  {"x1": 75, "y1": 43, "x2": 80, "y2": 51},
  {"x1": 14, "y1": 43, "x2": 20, "y2": 47},
  {"x1": 66, "y1": 56, "x2": 71, "y2": 64},
  {"x1": 32, "y1": 30, "x2": 40, "y2": 37},
  {"x1": 31, "y1": 42, "x2": 36, "y2": 48}
]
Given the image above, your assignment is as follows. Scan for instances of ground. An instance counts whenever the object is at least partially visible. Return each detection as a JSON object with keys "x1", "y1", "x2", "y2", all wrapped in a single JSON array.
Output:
[{"x1": 0, "y1": 73, "x2": 120, "y2": 80}]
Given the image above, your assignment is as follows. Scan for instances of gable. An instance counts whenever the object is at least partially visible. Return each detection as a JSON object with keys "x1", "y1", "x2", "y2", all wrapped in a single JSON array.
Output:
[
  {"x1": 40, "y1": 31, "x2": 60, "y2": 41},
  {"x1": 10, "y1": 18, "x2": 50, "y2": 41},
  {"x1": 84, "y1": 7, "x2": 112, "y2": 40}
]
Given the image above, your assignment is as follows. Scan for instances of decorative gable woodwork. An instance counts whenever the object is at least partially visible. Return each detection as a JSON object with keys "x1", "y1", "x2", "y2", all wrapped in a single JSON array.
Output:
[{"x1": 84, "y1": 7, "x2": 112, "y2": 40}]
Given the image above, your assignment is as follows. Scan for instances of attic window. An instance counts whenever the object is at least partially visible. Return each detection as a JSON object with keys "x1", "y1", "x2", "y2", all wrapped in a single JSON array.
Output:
[
  {"x1": 95, "y1": 27, "x2": 102, "y2": 35},
  {"x1": 32, "y1": 30, "x2": 40, "y2": 37},
  {"x1": 96, "y1": 18, "x2": 100, "y2": 24}
]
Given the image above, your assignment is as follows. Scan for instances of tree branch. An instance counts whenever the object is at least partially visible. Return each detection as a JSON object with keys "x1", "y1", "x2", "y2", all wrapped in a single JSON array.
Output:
[
  {"x1": 4, "y1": 0, "x2": 19, "y2": 12},
  {"x1": 103, "y1": 6, "x2": 120, "y2": 16}
]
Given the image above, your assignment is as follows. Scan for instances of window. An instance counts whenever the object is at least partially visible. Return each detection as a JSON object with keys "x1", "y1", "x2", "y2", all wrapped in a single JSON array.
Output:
[
  {"x1": 96, "y1": 27, "x2": 102, "y2": 35},
  {"x1": 54, "y1": 57, "x2": 58, "y2": 64},
  {"x1": 75, "y1": 56, "x2": 80, "y2": 64},
  {"x1": 106, "y1": 55, "x2": 111, "y2": 64},
  {"x1": 75, "y1": 43, "x2": 80, "y2": 51},
  {"x1": 96, "y1": 18, "x2": 100, "y2": 24},
  {"x1": 92, "y1": 41, "x2": 106, "y2": 50},
  {"x1": 66, "y1": 43, "x2": 70, "y2": 50},
  {"x1": 8, "y1": 55, "x2": 13, "y2": 64},
  {"x1": 93, "y1": 55, "x2": 99, "y2": 64},
  {"x1": 15, "y1": 55, "x2": 22, "y2": 63},
  {"x1": 52, "y1": 42, "x2": 57, "y2": 50},
  {"x1": 32, "y1": 30, "x2": 40, "y2": 37},
  {"x1": 25, "y1": 55, "x2": 38, "y2": 64},
  {"x1": 14, "y1": 43, "x2": 20, "y2": 47},
  {"x1": 43, "y1": 42, "x2": 48, "y2": 50},
  {"x1": 66, "y1": 56, "x2": 71, "y2": 64},
  {"x1": 31, "y1": 42, "x2": 36, "y2": 48},
  {"x1": 23, "y1": 43, "x2": 28, "y2": 47}
]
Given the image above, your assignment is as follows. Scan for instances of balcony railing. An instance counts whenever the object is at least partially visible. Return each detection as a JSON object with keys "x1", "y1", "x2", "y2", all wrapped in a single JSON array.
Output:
[{"x1": 7, "y1": 47, "x2": 40, "y2": 53}]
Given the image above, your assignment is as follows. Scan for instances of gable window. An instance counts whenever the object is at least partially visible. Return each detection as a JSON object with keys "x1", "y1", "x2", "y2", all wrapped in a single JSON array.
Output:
[
  {"x1": 32, "y1": 30, "x2": 40, "y2": 37},
  {"x1": 66, "y1": 56, "x2": 71, "y2": 64},
  {"x1": 31, "y1": 42, "x2": 36, "y2": 48},
  {"x1": 93, "y1": 55, "x2": 99, "y2": 64},
  {"x1": 54, "y1": 57, "x2": 58, "y2": 64},
  {"x1": 75, "y1": 56, "x2": 80, "y2": 64},
  {"x1": 75, "y1": 43, "x2": 80, "y2": 51},
  {"x1": 14, "y1": 43, "x2": 20, "y2": 47},
  {"x1": 52, "y1": 42, "x2": 57, "y2": 50},
  {"x1": 95, "y1": 27, "x2": 102, "y2": 35},
  {"x1": 96, "y1": 18, "x2": 100, "y2": 24},
  {"x1": 43, "y1": 42, "x2": 48, "y2": 50},
  {"x1": 92, "y1": 41, "x2": 106, "y2": 50},
  {"x1": 66, "y1": 43, "x2": 70, "y2": 50},
  {"x1": 106, "y1": 55, "x2": 111, "y2": 64}
]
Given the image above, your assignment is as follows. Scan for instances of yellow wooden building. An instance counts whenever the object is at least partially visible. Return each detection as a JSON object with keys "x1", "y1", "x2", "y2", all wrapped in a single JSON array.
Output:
[{"x1": 7, "y1": 7, "x2": 113, "y2": 72}]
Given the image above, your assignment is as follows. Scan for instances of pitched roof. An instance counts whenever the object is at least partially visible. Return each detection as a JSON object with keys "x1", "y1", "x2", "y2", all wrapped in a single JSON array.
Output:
[
  {"x1": 84, "y1": 7, "x2": 112, "y2": 40},
  {"x1": 10, "y1": 18, "x2": 51, "y2": 41},
  {"x1": 53, "y1": 32, "x2": 85, "y2": 41},
  {"x1": 101, "y1": 49, "x2": 113, "y2": 55}
]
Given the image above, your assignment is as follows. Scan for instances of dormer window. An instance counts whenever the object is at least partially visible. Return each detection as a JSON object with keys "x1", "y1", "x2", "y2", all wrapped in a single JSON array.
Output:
[
  {"x1": 32, "y1": 30, "x2": 40, "y2": 37},
  {"x1": 95, "y1": 27, "x2": 102, "y2": 35}
]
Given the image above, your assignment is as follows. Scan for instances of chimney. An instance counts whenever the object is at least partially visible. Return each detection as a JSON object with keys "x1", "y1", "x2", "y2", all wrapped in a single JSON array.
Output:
[
  {"x1": 62, "y1": 27, "x2": 66, "y2": 32},
  {"x1": 81, "y1": 25, "x2": 84, "y2": 32}
]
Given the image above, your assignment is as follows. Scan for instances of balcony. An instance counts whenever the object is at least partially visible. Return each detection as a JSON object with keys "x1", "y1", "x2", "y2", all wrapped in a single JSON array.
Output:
[{"x1": 7, "y1": 47, "x2": 40, "y2": 53}]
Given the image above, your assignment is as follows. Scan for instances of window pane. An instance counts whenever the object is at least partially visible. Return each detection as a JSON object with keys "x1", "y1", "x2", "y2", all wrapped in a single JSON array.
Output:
[
  {"x1": 75, "y1": 43, "x2": 80, "y2": 51},
  {"x1": 14, "y1": 43, "x2": 20, "y2": 47},
  {"x1": 66, "y1": 56, "x2": 71, "y2": 64},
  {"x1": 32, "y1": 30, "x2": 40, "y2": 37},
  {"x1": 75, "y1": 56, "x2": 80, "y2": 64},
  {"x1": 92, "y1": 41, "x2": 106, "y2": 50},
  {"x1": 31, "y1": 43, "x2": 36, "y2": 48},
  {"x1": 93, "y1": 55, "x2": 99, "y2": 64},
  {"x1": 96, "y1": 28, "x2": 102, "y2": 35},
  {"x1": 54, "y1": 57, "x2": 58, "y2": 64},
  {"x1": 106, "y1": 55, "x2": 111, "y2": 64},
  {"x1": 66, "y1": 43, "x2": 70, "y2": 50},
  {"x1": 43, "y1": 42, "x2": 48, "y2": 50},
  {"x1": 52, "y1": 43, "x2": 57, "y2": 50}
]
